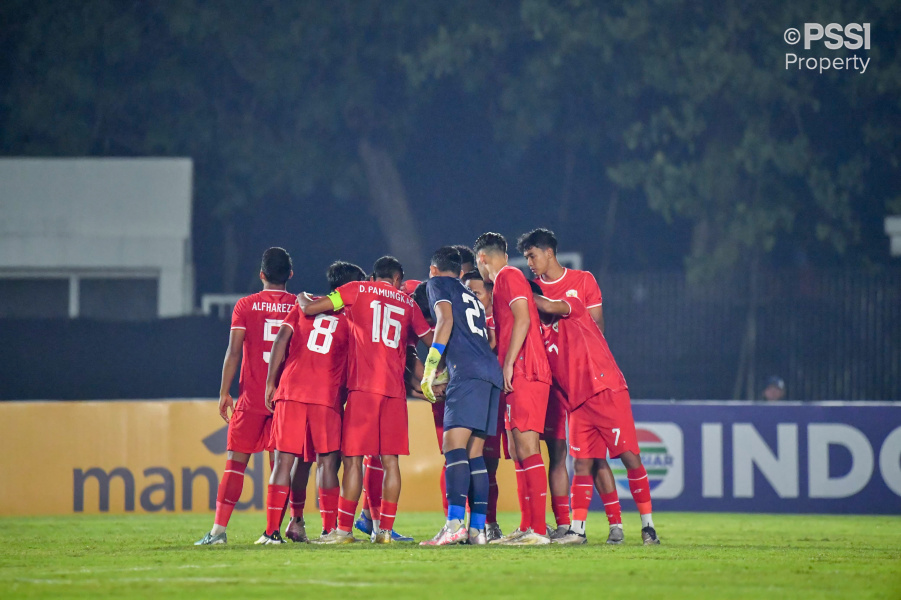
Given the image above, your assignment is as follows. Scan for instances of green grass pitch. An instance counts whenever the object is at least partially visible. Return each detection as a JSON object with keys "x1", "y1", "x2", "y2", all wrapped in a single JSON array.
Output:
[{"x1": 1, "y1": 512, "x2": 899, "y2": 599}]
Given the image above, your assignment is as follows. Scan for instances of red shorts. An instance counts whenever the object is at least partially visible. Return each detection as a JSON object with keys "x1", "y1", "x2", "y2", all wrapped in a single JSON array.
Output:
[
  {"x1": 483, "y1": 393, "x2": 510, "y2": 459},
  {"x1": 432, "y1": 399, "x2": 445, "y2": 451},
  {"x1": 541, "y1": 385, "x2": 568, "y2": 441},
  {"x1": 504, "y1": 379, "x2": 550, "y2": 434},
  {"x1": 342, "y1": 391, "x2": 409, "y2": 457},
  {"x1": 568, "y1": 388, "x2": 639, "y2": 459},
  {"x1": 227, "y1": 409, "x2": 274, "y2": 454},
  {"x1": 271, "y1": 400, "x2": 342, "y2": 461}
]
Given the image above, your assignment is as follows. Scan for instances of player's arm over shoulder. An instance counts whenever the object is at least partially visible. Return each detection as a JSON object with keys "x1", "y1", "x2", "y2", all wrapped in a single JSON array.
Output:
[{"x1": 533, "y1": 294, "x2": 573, "y2": 316}]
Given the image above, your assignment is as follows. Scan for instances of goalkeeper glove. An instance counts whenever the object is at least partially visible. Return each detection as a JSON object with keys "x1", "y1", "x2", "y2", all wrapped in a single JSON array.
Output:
[{"x1": 420, "y1": 343, "x2": 445, "y2": 404}]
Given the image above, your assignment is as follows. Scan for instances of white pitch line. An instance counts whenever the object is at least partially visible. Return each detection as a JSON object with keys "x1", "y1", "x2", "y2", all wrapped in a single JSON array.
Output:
[{"x1": 17, "y1": 577, "x2": 373, "y2": 587}]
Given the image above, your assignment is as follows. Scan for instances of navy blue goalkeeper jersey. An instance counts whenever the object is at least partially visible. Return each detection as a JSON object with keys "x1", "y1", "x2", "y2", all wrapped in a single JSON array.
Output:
[{"x1": 427, "y1": 276, "x2": 503, "y2": 388}]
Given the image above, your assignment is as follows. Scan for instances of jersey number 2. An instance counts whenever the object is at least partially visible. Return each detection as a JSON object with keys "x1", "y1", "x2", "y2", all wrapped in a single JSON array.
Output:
[{"x1": 462, "y1": 294, "x2": 488, "y2": 339}]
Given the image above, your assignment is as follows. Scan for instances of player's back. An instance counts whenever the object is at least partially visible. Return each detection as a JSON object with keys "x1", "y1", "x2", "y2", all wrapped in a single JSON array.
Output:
[
  {"x1": 231, "y1": 289, "x2": 297, "y2": 413},
  {"x1": 537, "y1": 268, "x2": 603, "y2": 308},
  {"x1": 276, "y1": 303, "x2": 348, "y2": 408},
  {"x1": 492, "y1": 265, "x2": 551, "y2": 384},
  {"x1": 426, "y1": 276, "x2": 503, "y2": 387},
  {"x1": 545, "y1": 297, "x2": 626, "y2": 409},
  {"x1": 339, "y1": 280, "x2": 430, "y2": 399}
]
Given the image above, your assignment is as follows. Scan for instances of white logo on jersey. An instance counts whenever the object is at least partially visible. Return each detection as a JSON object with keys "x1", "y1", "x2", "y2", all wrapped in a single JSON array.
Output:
[{"x1": 566, "y1": 289, "x2": 579, "y2": 298}]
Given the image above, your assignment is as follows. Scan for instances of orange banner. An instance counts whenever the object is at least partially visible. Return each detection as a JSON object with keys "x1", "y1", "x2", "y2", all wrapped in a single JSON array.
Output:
[{"x1": 0, "y1": 400, "x2": 522, "y2": 516}]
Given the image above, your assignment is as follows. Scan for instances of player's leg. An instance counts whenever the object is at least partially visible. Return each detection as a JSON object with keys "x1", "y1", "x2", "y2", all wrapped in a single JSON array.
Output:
[
  {"x1": 363, "y1": 455, "x2": 383, "y2": 532},
  {"x1": 593, "y1": 459, "x2": 624, "y2": 544},
  {"x1": 372, "y1": 395, "x2": 410, "y2": 543},
  {"x1": 316, "y1": 451, "x2": 341, "y2": 535},
  {"x1": 420, "y1": 425, "x2": 472, "y2": 545},
  {"x1": 545, "y1": 388, "x2": 571, "y2": 538},
  {"x1": 604, "y1": 389, "x2": 659, "y2": 544},
  {"x1": 198, "y1": 409, "x2": 269, "y2": 545},
  {"x1": 284, "y1": 457, "x2": 312, "y2": 542},
  {"x1": 466, "y1": 434, "x2": 489, "y2": 544},
  {"x1": 619, "y1": 450, "x2": 659, "y2": 544},
  {"x1": 505, "y1": 381, "x2": 550, "y2": 545},
  {"x1": 196, "y1": 449, "x2": 250, "y2": 545},
  {"x1": 546, "y1": 437, "x2": 571, "y2": 538},
  {"x1": 555, "y1": 456, "x2": 593, "y2": 545},
  {"x1": 258, "y1": 448, "x2": 295, "y2": 544},
  {"x1": 315, "y1": 392, "x2": 373, "y2": 544}
]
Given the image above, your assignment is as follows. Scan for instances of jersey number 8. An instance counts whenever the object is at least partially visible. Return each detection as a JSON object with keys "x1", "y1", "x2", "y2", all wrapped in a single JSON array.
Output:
[{"x1": 307, "y1": 314, "x2": 339, "y2": 354}]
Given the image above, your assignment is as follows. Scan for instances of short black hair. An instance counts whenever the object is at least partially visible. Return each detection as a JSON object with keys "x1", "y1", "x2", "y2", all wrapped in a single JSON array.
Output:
[
  {"x1": 460, "y1": 269, "x2": 482, "y2": 285},
  {"x1": 261, "y1": 247, "x2": 292, "y2": 284},
  {"x1": 517, "y1": 228, "x2": 558, "y2": 255},
  {"x1": 327, "y1": 261, "x2": 366, "y2": 291},
  {"x1": 462, "y1": 269, "x2": 493, "y2": 294},
  {"x1": 431, "y1": 246, "x2": 462, "y2": 274},
  {"x1": 412, "y1": 281, "x2": 433, "y2": 324},
  {"x1": 453, "y1": 244, "x2": 475, "y2": 267},
  {"x1": 372, "y1": 256, "x2": 404, "y2": 280},
  {"x1": 473, "y1": 232, "x2": 507, "y2": 256}
]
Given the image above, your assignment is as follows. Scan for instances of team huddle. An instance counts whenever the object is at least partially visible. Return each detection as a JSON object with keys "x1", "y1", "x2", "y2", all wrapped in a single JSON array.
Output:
[{"x1": 196, "y1": 229, "x2": 660, "y2": 547}]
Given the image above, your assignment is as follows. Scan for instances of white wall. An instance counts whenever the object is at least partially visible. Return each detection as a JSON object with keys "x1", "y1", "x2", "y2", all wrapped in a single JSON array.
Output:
[{"x1": 0, "y1": 158, "x2": 194, "y2": 317}]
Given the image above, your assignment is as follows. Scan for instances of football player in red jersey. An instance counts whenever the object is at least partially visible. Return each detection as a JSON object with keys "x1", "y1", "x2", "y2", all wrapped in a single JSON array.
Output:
[
  {"x1": 258, "y1": 261, "x2": 367, "y2": 544},
  {"x1": 532, "y1": 287, "x2": 660, "y2": 546},
  {"x1": 195, "y1": 248, "x2": 296, "y2": 546},
  {"x1": 517, "y1": 228, "x2": 606, "y2": 539},
  {"x1": 300, "y1": 256, "x2": 433, "y2": 544},
  {"x1": 474, "y1": 232, "x2": 553, "y2": 545},
  {"x1": 353, "y1": 277, "x2": 424, "y2": 543}
]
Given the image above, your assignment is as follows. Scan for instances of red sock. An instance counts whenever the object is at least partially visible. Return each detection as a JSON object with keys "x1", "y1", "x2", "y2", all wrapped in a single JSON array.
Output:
[
  {"x1": 571, "y1": 475, "x2": 593, "y2": 522},
  {"x1": 365, "y1": 457, "x2": 383, "y2": 521},
  {"x1": 487, "y1": 469, "x2": 499, "y2": 523},
  {"x1": 513, "y1": 460, "x2": 531, "y2": 531},
  {"x1": 265, "y1": 484, "x2": 289, "y2": 535},
  {"x1": 214, "y1": 460, "x2": 246, "y2": 528},
  {"x1": 319, "y1": 487, "x2": 339, "y2": 532},
  {"x1": 627, "y1": 467, "x2": 653, "y2": 515},
  {"x1": 290, "y1": 487, "x2": 306, "y2": 520},
  {"x1": 600, "y1": 490, "x2": 622, "y2": 525},
  {"x1": 522, "y1": 454, "x2": 547, "y2": 535},
  {"x1": 361, "y1": 456, "x2": 371, "y2": 513},
  {"x1": 440, "y1": 466, "x2": 448, "y2": 516},
  {"x1": 379, "y1": 500, "x2": 398, "y2": 532},
  {"x1": 337, "y1": 496, "x2": 359, "y2": 533},
  {"x1": 552, "y1": 495, "x2": 571, "y2": 527}
]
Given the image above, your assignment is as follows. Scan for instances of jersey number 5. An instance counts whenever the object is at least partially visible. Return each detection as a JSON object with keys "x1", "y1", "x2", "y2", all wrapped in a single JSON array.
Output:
[
  {"x1": 262, "y1": 318, "x2": 282, "y2": 363},
  {"x1": 370, "y1": 301, "x2": 404, "y2": 349}
]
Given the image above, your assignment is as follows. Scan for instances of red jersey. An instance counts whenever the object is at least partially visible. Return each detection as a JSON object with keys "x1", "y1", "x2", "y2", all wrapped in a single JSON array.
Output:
[
  {"x1": 536, "y1": 268, "x2": 603, "y2": 309},
  {"x1": 275, "y1": 303, "x2": 348, "y2": 409},
  {"x1": 334, "y1": 280, "x2": 431, "y2": 399},
  {"x1": 230, "y1": 289, "x2": 297, "y2": 414},
  {"x1": 491, "y1": 266, "x2": 551, "y2": 384},
  {"x1": 543, "y1": 297, "x2": 627, "y2": 411}
]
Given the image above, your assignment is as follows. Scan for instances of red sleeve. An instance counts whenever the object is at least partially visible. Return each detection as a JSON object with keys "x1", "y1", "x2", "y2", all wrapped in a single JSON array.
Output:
[
  {"x1": 411, "y1": 303, "x2": 432, "y2": 338},
  {"x1": 281, "y1": 303, "x2": 301, "y2": 332},
  {"x1": 486, "y1": 315, "x2": 495, "y2": 330},
  {"x1": 230, "y1": 297, "x2": 247, "y2": 329},
  {"x1": 562, "y1": 298, "x2": 587, "y2": 320},
  {"x1": 337, "y1": 282, "x2": 362, "y2": 307},
  {"x1": 582, "y1": 272, "x2": 603, "y2": 308}
]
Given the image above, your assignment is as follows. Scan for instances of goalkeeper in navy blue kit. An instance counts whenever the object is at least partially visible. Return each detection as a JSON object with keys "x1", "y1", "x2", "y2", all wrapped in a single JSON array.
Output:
[{"x1": 420, "y1": 246, "x2": 504, "y2": 546}]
